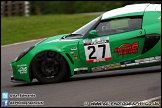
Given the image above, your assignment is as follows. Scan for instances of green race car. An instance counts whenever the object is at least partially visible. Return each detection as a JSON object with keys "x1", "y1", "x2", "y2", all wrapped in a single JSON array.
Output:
[{"x1": 10, "y1": 3, "x2": 161, "y2": 84}]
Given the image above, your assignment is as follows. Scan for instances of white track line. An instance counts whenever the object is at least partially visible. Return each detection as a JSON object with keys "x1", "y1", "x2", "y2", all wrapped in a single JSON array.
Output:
[
  {"x1": 124, "y1": 96, "x2": 161, "y2": 107},
  {"x1": 1, "y1": 38, "x2": 45, "y2": 48}
]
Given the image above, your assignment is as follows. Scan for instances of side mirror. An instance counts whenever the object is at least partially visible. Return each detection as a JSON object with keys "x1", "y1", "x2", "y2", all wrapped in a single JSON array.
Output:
[{"x1": 88, "y1": 30, "x2": 97, "y2": 38}]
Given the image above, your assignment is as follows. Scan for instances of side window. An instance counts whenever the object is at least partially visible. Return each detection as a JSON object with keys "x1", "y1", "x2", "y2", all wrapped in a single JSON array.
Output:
[{"x1": 95, "y1": 17, "x2": 142, "y2": 36}]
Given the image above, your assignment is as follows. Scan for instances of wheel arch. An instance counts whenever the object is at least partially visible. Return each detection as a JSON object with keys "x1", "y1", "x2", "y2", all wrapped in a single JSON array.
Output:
[{"x1": 29, "y1": 49, "x2": 73, "y2": 81}]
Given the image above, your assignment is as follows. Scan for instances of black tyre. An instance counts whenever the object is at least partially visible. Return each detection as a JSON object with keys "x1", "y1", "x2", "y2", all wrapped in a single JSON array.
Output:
[
  {"x1": 32, "y1": 51, "x2": 67, "y2": 84},
  {"x1": 63, "y1": 69, "x2": 72, "y2": 81}
]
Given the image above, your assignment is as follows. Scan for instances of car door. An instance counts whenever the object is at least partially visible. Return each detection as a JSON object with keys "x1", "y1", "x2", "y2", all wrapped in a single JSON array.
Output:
[{"x1": 78, "y1": 16, "x2": 146, "y2": 67}]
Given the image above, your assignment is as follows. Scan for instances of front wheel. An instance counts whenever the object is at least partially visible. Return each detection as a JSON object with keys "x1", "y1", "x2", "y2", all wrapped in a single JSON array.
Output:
[{"x1": 32, "y1": 51, "x2": 67, "y2": 84}]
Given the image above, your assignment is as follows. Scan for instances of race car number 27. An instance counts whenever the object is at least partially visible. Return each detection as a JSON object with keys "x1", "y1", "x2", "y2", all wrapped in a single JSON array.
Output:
[{"x1": 84, "y1": 40, "x2": 112, "y2": 63}]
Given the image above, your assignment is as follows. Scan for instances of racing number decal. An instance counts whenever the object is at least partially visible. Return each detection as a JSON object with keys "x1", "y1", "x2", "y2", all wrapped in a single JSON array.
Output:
[
  {"x1": 88, "y1": 44, "x2": 106, "y2": 59},
  {"x1": 84, "y1": 38, "x2": 112, "y2": 63},
  {"x1": 88, "y1": 46, "x2": 96, "y2": 59},
  {"x1": 98, "y1": 44, "x2": 106, "y2": 58}
]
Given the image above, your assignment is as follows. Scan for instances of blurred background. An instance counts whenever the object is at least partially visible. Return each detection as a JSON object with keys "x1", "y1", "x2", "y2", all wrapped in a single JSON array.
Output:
[
  {"x1": 1, "y1": 1, "x2": 161, "y2": 45},
  {"x1": 1, "y1": 1, "x2": 161, "y2": 16}
]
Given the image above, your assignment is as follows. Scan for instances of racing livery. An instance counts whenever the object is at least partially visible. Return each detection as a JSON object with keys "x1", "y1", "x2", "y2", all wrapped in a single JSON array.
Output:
[{"x1": 10, "y1": 3, "x2": 161, "y2": 83}]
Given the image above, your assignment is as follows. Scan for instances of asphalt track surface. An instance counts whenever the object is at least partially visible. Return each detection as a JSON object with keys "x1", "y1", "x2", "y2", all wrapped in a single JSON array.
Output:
[{"x1": 1, "y1": 40, "x2": 161, "y2": 107}]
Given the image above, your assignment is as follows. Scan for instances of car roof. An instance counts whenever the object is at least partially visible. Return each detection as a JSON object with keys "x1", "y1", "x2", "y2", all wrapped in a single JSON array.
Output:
[{"x1": 101, "y1": 3, "x2": 161, "y2": 20}]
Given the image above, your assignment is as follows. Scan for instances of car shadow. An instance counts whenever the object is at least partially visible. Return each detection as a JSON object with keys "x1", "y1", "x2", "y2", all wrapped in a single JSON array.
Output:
[{"x1": 12, "y1": 66, "x2": 161, "y2": 87}]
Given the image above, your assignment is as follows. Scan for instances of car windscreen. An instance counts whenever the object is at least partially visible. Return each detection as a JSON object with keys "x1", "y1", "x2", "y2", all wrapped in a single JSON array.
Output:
[{"x1": 72, "y1": 16, "x2": 101, "y2": 36}]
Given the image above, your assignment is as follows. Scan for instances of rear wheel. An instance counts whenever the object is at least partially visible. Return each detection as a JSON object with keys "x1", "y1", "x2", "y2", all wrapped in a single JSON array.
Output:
[{"x1": 32, "y1": 51, "x2": 67, "y2": 84}]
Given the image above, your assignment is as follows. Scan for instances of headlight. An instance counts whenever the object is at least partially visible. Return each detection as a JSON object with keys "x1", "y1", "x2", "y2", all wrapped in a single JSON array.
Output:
[{"x1": 15, "y1": 46, "x2": 35, "y2": 62}]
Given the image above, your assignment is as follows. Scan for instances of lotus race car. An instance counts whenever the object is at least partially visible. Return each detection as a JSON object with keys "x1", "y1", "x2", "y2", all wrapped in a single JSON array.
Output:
[{"x1": 10, "y1": 3, "x2": 161, "y2": 83}]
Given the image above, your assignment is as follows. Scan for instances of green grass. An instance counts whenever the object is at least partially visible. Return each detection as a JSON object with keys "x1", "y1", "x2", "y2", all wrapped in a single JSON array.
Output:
[{"x1": 1, "y1": 14, "x2": 99, "y2": 45}]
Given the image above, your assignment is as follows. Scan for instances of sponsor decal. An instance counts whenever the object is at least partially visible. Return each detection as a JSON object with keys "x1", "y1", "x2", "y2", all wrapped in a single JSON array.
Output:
[
  {"x1": 105, "y1": 63, "x2": 121, "y2": 70},
  {"x1": 120, "y1": 60, "x2": 136, "y2": 67},
  {"x1": 135, "y1": 58, "x2": 150, "y2": 64},
  {"x1": 92, "y1": 63, "x2": 121, "y2": 72},
  {"x1": 114, "y1": 42, "x2": 139, "y2": 55},
  {"x1": 84, "y1": 40, "x2": 92, "y2": 46},
  {"x1": 70, "y1": 52, "x2": 74, "y2": 54},
  {"x1": 74, "y1": 55, "x2": 78, "y2": 60},
  {"x1": 74, "y1": 67, "x2": 88, "y2": 74},
  {"x1": 92, "y1": 56, "x2": 161, "y2": 72},
  {"x1": 71, "y1": 47, "x2": 77, "y2": 51},
  {"x1": 135, "y1": 56, "x2": 161, "y2": 64},
  {"x1": 84, "y1": 38, "x2": 112, "y2": 63},
  {"x1": 17, "y1": 64, "x2": 27, "y2": 67},
  {"x1": 84, "y1": 38, "x2": 109, "y2": 46},
  {"x1": 74, "y1": 67, "x2": 88, "y2": 71},
  {"x1": 17, "y1": 64, "x2": 27, "y2": 74},
  {"x1": 149, "y1": 56, "x2": 161, "y2": 62},
  {"x1": 92, "y1": 66, "x2": 105, "y2": 72}
]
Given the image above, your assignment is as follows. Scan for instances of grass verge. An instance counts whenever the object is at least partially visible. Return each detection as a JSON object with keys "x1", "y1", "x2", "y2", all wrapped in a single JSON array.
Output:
[{"x1": 1, "y1": 14, "x2": 99, "y2": 45}]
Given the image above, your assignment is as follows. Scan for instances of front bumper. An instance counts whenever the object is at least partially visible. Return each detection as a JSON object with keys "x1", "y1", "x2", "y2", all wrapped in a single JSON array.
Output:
[
  {"x1": 11, "y1": 76, "x2": 26, "y2": 83},
  {"x1": 10, "y1": 59, "x2": 32, "y2": 83}
]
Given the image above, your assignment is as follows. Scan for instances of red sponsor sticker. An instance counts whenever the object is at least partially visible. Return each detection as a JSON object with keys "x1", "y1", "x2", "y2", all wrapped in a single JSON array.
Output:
[
  {"x1": 114, "y1": 42, "x2": 139, "y2": 55},
  {"x1": 87, "y1": 57, "x2": 112, "y2": 63}
]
